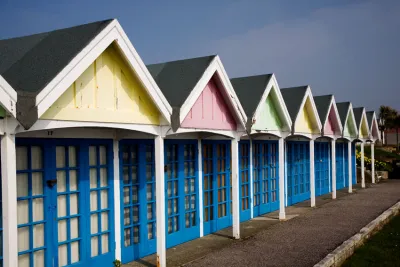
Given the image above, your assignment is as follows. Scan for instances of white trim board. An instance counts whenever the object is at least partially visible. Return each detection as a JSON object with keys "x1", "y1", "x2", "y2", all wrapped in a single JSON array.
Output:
[
  {"x1": 178, "y1": 56, "x2": 247, "y2": 130},
  {"x1": 251, "y1": 74, "x2": 292, "y2": 133},
  {"x1": 16, "y1": 119, "x2": 161, "y2": 136},
  {"x1": 34, "y1": 19, "x2": 172, "y2": 124},
  {"x1": 0, "y1": 76, "x2": 17, "y2": 117}
]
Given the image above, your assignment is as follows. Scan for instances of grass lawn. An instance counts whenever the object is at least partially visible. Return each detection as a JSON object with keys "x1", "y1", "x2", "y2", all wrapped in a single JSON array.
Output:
[{"x1": 342, "y1": 214, "x2": 400, "y2": 267}]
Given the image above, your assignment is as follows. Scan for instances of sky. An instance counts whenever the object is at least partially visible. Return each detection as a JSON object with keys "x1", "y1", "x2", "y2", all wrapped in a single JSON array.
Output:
[{"x1": 1, "y1": 0, "x2": 399, "y2": 113}]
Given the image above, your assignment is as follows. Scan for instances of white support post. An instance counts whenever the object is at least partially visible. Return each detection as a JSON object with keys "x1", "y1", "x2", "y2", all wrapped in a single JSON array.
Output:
[
  {"x1": 249, "y1": 139, "x2": 254, "y2": 219},
  {"x1": 278, "y1": 138, "x2": 286, "y2": 220},
  {"x1": 1, "y1": 131, "x2": 18, "y2": 267},
  {"x1": 348, "y1": 141, "x2": 353, "y2": 193},
  {"x1": 231, "y1": 138, "x2": 240, "y2": 239},
  {"x1": 331, "y1": 139, "x2": 337, "y2": 199},
  {"x1": 197, "y1": 138, "x2": 204, "y2": 237},
  {"x1": 155, "y1": 136, "x2": 166, "y2": 267},
  {"x1": 310, "y1": 139, "x2": 315, "y2": 207},
  {"x1": 371, "y1": 143, "x2": 375, "y2": 184},
  {"x1": 113, "y1": 139, "x2": 122, "y2": 261},
  {"x1": 361, "y1": 142, "x2": 365, "y2": 188}
]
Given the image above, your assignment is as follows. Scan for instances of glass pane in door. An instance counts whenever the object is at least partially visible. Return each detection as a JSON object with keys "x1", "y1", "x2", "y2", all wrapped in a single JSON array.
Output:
[
  {"x1": 56, "y1": 146, "x2": 82, "y2": 266},
  {"x1": 16, "y1": 146, "x2": 46, "y2": 267},
  {"x1": 88, "y1": 145, "x2": 111, "y2": 258}
]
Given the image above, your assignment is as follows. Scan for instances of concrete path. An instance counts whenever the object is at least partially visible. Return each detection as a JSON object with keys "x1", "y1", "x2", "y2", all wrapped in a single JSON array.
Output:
[{"x1": 188, "y1": 180, "x2": 400, "y2": 267}]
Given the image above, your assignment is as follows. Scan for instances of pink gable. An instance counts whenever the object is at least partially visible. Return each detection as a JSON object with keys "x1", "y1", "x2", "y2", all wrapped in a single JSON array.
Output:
[
  {"x1": 181, "y1": 76, "x2": 237, "y2": 130},
  {"x1": 324, "y1": 106, "x2": 340, "y2": 135}
]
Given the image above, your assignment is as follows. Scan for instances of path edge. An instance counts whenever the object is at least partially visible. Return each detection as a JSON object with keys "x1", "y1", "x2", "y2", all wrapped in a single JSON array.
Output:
[{"x1": 314, "y1": 201, "x2": 400, "y2": 267}]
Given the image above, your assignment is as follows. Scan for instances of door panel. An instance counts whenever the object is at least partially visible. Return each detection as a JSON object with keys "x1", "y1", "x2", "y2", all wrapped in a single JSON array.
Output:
[
  {"x1": 16, "y1": 139, "x2": 115, "y2": 267},
  {"x1": 239, "y1": 141, "x2": 250, "y2": 222},
  {"x1": 165, "y1": 140, "x2": 199, "y2": 248},
  {"x1": 202, "y1": 141, "x2": 231, "y2": 235},
  {"x1": 287, "y1": 141, "x2": 310, "y2": 205},
  {"x1": 120, "y1": 141, "x2": 156, "y2": 263},
  {"x1": 252, "y1": 141, "x2": 279, "y2": 217},
  {"x1": 314, "y1": 142, "x2": 330, "y2": 196},
  {"x1": 336, "y1": 143, "x2": 345, "y2": 190}
]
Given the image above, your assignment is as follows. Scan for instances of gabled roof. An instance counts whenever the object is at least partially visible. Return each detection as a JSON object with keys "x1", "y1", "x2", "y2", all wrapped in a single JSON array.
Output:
[
  {"x1": 147, "y1": 55, "x2": 215, "y2": 108},
  {"x1": 314, "y1": 94, "x2": 342, "y2": 136},
  {"x1": 336, "y1": 102, "x2": 357, "y2": 139},
  {"x1": 281, "y1": 85, "x2": 321, "y2": 135},
  {"x1": 0, "y1": 19, "x2": 172, "y2": 129},
  {"x1": 366, "y1": 111, "x2": 380, "y2": 141},
  {"x1": 353, "y1": 107, "x2": 369, "y2": 139},
  {"x1": 281, "y1": 86, "x2": 308, "y2": 123},
  {"x1": 353, "y1": 107, "x2": 364, "y2": 129},
  {"x1": 336, "y1": 102, "x2": 351, "y2": 125},
  {"x1": 0, "y1": 20, "x2": 112, "y2": 95},
  {"x1": 147, "y1": 55, "x2": 247, "y2": 132},
  {"x1": 366, "y1": 111, "x2": 374, "y2": 127},
  {"x1": 230, "y1": 74, "x2": 272, "y2": 118},
  {"x1": 313, "y1": 95, "x2": 332, "y2": 125},
  {"x1": 230, "y1": 74, "x2": 292, "y2": 134}
]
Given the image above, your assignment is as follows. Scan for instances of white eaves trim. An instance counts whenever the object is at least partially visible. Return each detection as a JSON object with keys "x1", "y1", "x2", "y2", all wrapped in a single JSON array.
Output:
[
  {"x1": 294, "y1": 86, "x2": 322, "y2": 134},
  {"x1": 16, "y1": 119, "x2": 161, "y2": 136},
  {"x1": 251, "y1": 74, "x2": 292, "y2": 133},
  {"x1": 35, "y1": 19, "x2": 172, "y2": 123},
  {"x1": 179, "y1": 56, "x2": 247, "y2": 130},
  {"x1": 0, "y1": 75, "x2": 17, "y2": 117}
]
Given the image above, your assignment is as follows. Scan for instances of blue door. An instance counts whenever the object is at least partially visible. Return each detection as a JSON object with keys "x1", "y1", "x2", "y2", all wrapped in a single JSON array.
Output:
[
  {"x1": 16, "y1": 138, "x2": 115, "y2": 267},
  {"x1": 120, "y1": 140, "x2": 156, "y2": 263},
  {"x1": 336, "y1": 143, "x2": 349, "y2": 190},
  {"x1": 164, "y1": 140, "x2": 199, "y2": 248},
  {"x1": 252, "y1": 141, "x2": 279, "y2": 216},
  {"x1": 287, "y1": 141, "x2": 310, "y2": 205},
  {"x1": 314, "y1": 142, "x2": 330, "y2": 196},
  {"x1": 202, "y1": 141, "x2": 231, "y2": 235},
  {"x1": 239, "y1": 141, "x2": 251, "y2": 222},
  {"x1": 344, "y1": 144, "x2": 349, "y2": 187}
]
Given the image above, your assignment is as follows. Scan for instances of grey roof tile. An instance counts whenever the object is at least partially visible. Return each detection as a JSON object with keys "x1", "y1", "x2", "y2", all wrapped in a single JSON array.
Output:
[
  {"x1": 0, "y1": 19, "x2": 113, "y2": 128},
  {"x1": 313, "y1": 95, "x2": 332, "y2": 125},
  {"x1": 336, "y1": 102, "x2": 351, "y2": 124},
  {"x1": 147, "y1": 55, "x2": 215, "y2": 108},
  {"x1": 280, "y1": 86, "x2": 308, "y2": 122},
  {"x1": 353, "y1": 107, "x2": 364, "y2": 128},
  {"x1": 230, "y1": 74, "x2": 272, "y2": 118}
]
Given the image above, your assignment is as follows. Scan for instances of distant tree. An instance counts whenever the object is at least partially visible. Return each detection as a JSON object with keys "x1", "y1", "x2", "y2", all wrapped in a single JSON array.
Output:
[{"x1": 379, "y1": 106, "x2": 398, "y2": 145}]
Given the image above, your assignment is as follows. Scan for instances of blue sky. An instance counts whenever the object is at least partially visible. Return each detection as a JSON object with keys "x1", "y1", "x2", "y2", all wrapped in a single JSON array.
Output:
[{"x1": 1, "y1": 0, "x2": 399, "y2": 113}]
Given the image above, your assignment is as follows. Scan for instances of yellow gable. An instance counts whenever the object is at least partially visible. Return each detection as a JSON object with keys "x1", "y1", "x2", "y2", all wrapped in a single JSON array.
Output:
[
  {"x1": 41, "y1": 44, "x2": 160, "y2": 125},
  {"x1": 296, "y1": 97, "x2": 318, "y2": 134}
]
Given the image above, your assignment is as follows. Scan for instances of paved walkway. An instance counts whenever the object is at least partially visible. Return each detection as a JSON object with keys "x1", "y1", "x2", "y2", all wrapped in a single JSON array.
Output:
[
  {"x1": 189, "y1": 180, "x2": 400, "y2": 267},
  {"x1": 125, "y1": 180, "x2": 400, "y2": 267}
]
